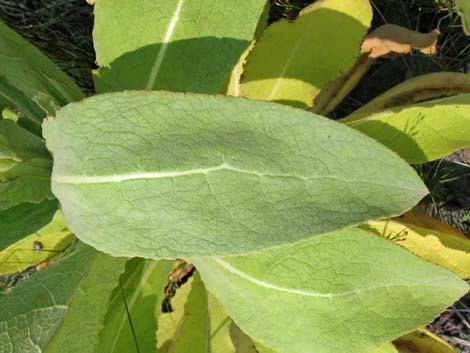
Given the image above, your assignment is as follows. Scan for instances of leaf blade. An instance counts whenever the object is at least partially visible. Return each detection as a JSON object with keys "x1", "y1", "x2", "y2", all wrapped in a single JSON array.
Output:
[
  {"x1": 93, "y1": 0, "x2": 268, "y2": 94},
  {"x1": 192, "y1": 229, "x2": 468, "y2": 353},
  {"x1": 43, "y1": 91, "x2": 427, "y2": 258}
]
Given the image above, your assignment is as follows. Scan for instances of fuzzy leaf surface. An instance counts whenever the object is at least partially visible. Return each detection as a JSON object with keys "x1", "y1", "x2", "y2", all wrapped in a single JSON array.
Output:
[
  {"x1": 93, "y1": 0, "x2": 268, "y2": 94},
  {"x1": 44, "y1": 91, "x2": 427, "y2": 258},
  {"x1": 193, "y1": 229, "x2": 468, "y2": 353}
]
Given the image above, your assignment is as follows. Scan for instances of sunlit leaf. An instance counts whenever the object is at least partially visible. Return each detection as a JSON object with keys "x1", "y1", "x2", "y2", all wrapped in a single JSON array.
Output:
[
  {"x1": 341, "y1": 94, "x2": 470, "y2": 164},
  {"x1": 43, "y1": 91, "x2": 427, "y2": 258},
  {"x1": 93, "y1": 0, "x2": 268, "y2": 94},
  {"x1": 240, "y1": 0, "x2": 372, "y2": 108},
  {"x1": 98, "y1": 258, "x2": 173, "y2": 353},
  {"x1": 394, "y1": 329, "x2": 455, "y2": 353},
  {"x1": 193, "y1": 228, "x2": 468, "y2": 353},
  {"x1": 0, "y1": 199, "x2": 57, "y2": 251},
  {"x1": 363, "y1": 219, "x2": 470, "y2": 278},
  {"x1": 0, "y1": 210, "x2": 73, "y2": 275}
]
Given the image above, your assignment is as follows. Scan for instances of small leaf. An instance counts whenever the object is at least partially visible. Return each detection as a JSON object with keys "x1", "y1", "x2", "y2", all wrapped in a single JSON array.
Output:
[
  {"x1": 363, "y1": 219, "x2": 470, "y2": 278},
  {"x1": 0, "y1": 210, "x2": 74, "y2": 275},
  {"x1": 93, "y1": 0, "x2": 268, "y2": 94},
  {"x1": 0, "y1": 199, "x2": 57, "y2": 251},
  {"x1": 341, "y1": 94, "x2": 470, "y2": 164},
  {"x1": 0, "y1": 21, "x2": 84, "y2": 120},
  {"x1": 0, "y1": 119, "x2": 53, "y2": 210},
  {"x1": 240, "y1": 0, "x2": 372, "y2": 109},
  {"x1": 43, "y1": 91, "x2": 427, "y2": 258},
  {"x1": 192, "y1": 228, "x2": 468, "y2": 353},
  {"x1": 0, "y1": 242, "x2": 126, "y2": 352},
  {"x1": 98, "y1": 258, "x2": 174, "y2": 353},
  {"x1": 394, "y1": 329, "x2": 455, "y2": 353}
]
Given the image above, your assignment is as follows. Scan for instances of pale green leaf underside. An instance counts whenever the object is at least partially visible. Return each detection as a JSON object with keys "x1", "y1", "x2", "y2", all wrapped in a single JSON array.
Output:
[
  {"x1": 0, "y1": 243, "x2": 126, "y2": 353},
  {"x1": 193, "y1": 229, "x2": 468, "y2": 353},
  {"x1": 0, "y1": 20, "x2": 84, "y2": 119},
  {"x1": 43, "y1": 91, "x2": 427, "y2": 258},
  {"x1": 342, "y1": 94, "x2": 470, "y2": 164},
  {"x1": 98, "y1": 258, "x2": 173, "y2": 353},
  {"x1": 240, "y1": 0, "x2": 372, "y2": 109},
  {"x1": 93, "y1": 0, "x2": 268, "y2": 94}
]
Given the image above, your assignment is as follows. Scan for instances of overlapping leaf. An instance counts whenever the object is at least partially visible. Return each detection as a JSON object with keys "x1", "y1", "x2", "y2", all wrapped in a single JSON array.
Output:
[
  {"x1": 98, "y1": 258, "x2": 173, "y2": 353},
  {"x1": 0, "y1": 210, "x2": 73, "y2": 275},
  {"x1": 43, "y1": 91, "x2": 427, "y2": 258},
  {"x1": 0, "y1": 199, "x2": 57, "y2": 251},
  {"x1": 193, "y1": 229, "x2": 468, "y2": 353},
  {"x1": 240, "y1": 0, "x2": 372, "y2": 108},
  {"x1": 364, "y1": 219, "x2": 470, "y2": 278},
  {"x1": 0, "y1": 20, "x2": 83, "y2": 128},
  {"x1": 0, "y1": 119, "x2": 53, "y2": 210},
  {"x1": 341, "y1": 94, "x2": 470, "y2": 164},
  {"x1": 93, "y1": 0, "x2": 268, "y2": 94},
  {"x1": 0, "y1": 243, "x2": 126, "y2": 353}
]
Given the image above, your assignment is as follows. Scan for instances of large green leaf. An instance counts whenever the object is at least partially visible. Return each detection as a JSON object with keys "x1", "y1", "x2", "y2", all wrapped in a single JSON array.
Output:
[
  {"x1": 341, "y1": 94, "x2": 470, "y2": 164},
  {"x1": 43, "y1": 91, "x2": 427, "y2": 258},
  {"x1": 0, "y1": 242, "x2": 126, "y2": 353},
  {"x1": 98, "y1": 258, "x2": 173, "y2": 353},
  {"x1": 192, "y1": 228, "x2": 468, "y2": 353},
  {"x1": 93, "y1": 0, "x2": 268, "y2": 93},
  {"x1": 240, "y1": 0, "x2": 372, "y2": 109},
  {"x1": 0, "y1": 119, "x2": 53, "y2": 210},
  {"x1": 0, "y1": 21, "x2": 84, "y2": 122},
  {"x1": 0, "y1": 199, "x2": 57, "y2": 251}
]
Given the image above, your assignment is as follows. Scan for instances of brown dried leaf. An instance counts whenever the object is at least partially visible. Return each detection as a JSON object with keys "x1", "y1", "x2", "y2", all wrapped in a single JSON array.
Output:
[{"x1": 361, "y1": 24, "x2": 439, "y2": 59}]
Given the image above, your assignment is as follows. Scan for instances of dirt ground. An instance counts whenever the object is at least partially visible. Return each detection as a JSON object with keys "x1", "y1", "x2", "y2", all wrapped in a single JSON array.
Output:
[{"x1": 0, "y1": 0, "x2": 469, "y2": 351}]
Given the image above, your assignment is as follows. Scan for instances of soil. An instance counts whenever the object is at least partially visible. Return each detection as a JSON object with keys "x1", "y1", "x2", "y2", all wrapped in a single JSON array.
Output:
[{"x1": 1, "y1": 0, "x2": 469, "y2": 351}]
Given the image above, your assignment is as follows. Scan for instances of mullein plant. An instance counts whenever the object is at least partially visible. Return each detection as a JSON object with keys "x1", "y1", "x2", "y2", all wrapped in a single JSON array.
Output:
[{"x1": 0, "y1": 1, "x2": 469, "y2": 353}]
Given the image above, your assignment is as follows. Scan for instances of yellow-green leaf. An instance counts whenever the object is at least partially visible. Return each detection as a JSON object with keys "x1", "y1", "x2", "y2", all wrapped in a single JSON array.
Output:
[
  {"x1": 341, "y1": 94, "x2": 470, "y2": 164},
  {"x1": 98, "y1": 258, "x2": 174, "y2": 353},
  {"x1": 240, "y1": 0, "x2": 372, "y2": 109},
  {"x1": 363, "y1": 219, "x2": 470, "y2": 278},
  {"x1": 367, "y1": 343, "x2": 398, "y2": 353},
  {"x1": 0, "y1": 210, "x2": 73, "y2": 275},
  {"x1": 394, "y1": 329, "x2": 455, "y2": 353}
]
